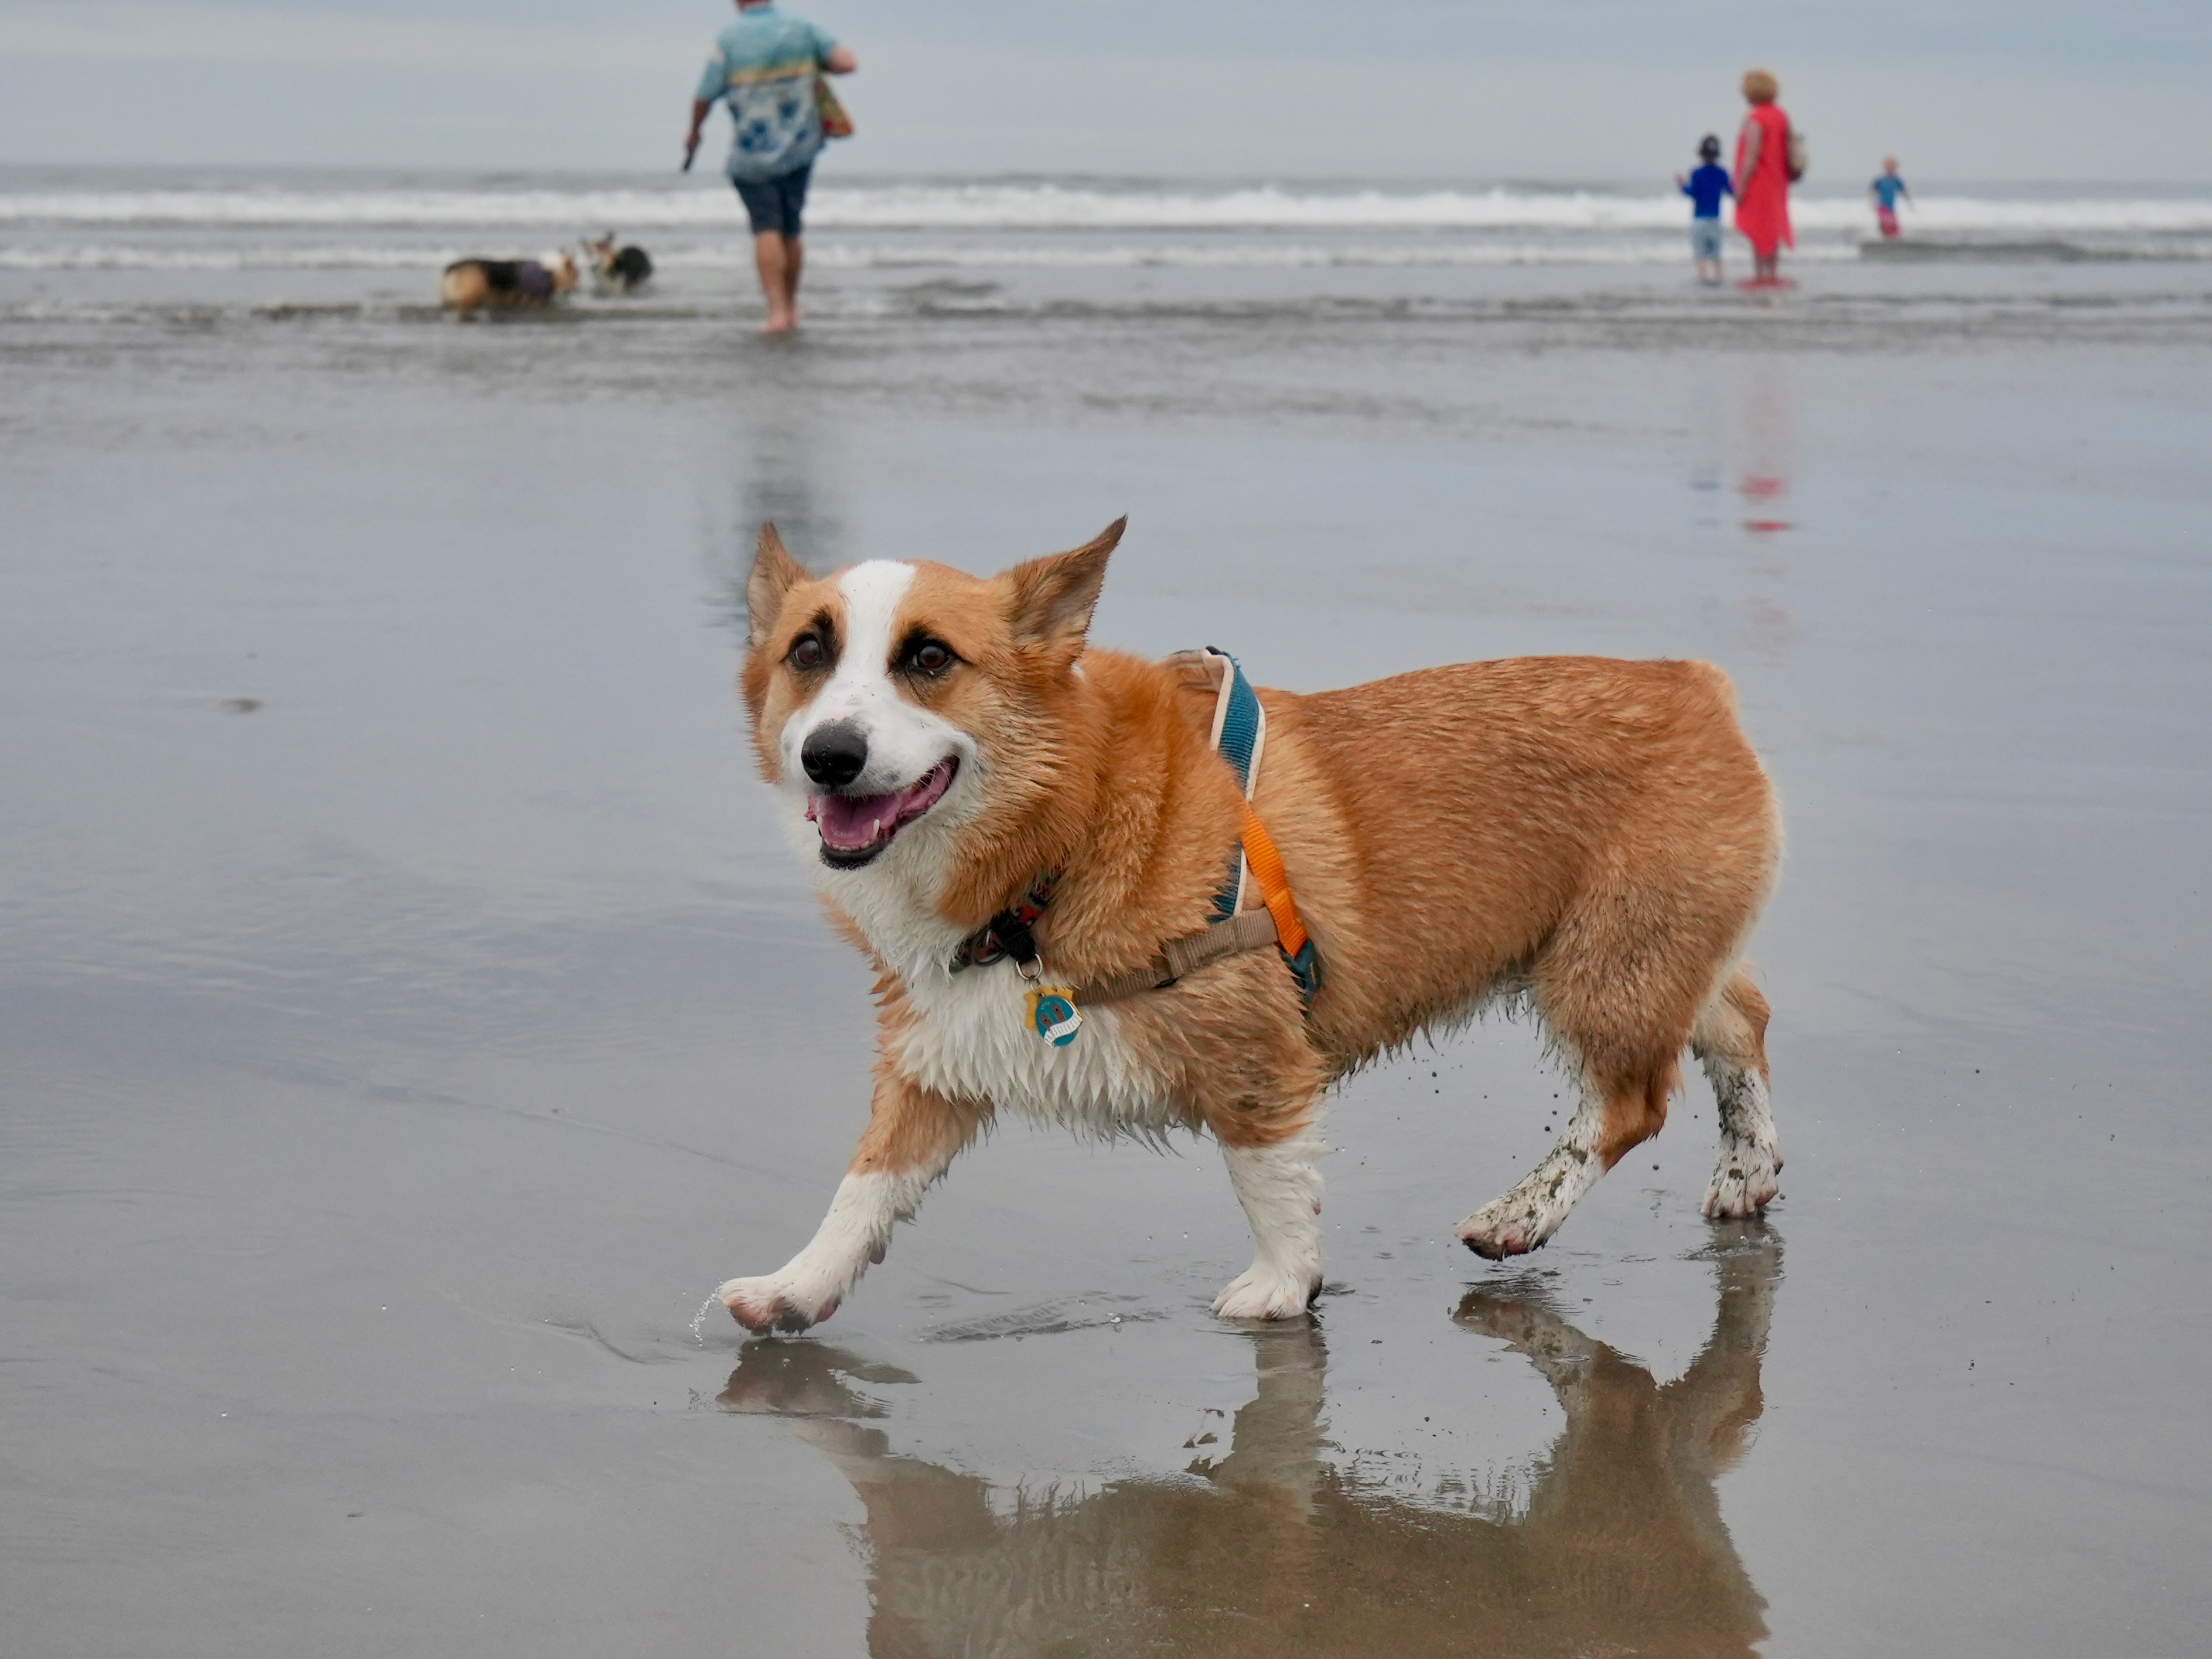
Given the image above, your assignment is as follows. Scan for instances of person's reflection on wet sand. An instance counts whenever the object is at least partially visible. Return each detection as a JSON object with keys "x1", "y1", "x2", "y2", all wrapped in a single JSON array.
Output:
[{"x1": 720, "y1": 1228, "x2": 1781, "y2": 1657}]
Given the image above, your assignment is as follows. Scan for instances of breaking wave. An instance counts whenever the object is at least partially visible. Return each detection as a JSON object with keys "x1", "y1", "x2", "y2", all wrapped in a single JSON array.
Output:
[
  {"x1": 5, "y1": 179, "x2": 2212, "y2": 238},
  {"x1": 5, "y1": 175, "x2": 2209, "y2": 284},
  {"x1": 0, "y1": 238, "x2": 1872, "y2": 272}
]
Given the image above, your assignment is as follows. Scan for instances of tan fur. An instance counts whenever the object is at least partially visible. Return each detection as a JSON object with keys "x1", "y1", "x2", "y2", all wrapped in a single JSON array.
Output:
[
  {"x1": 850, "y1": 1063, "x2": 990, "y2": 1179},
  {"x1": 438, "y1": 264, "x2": 489, "y2": 316},
  {"x1": 1259, "y1": 656, "x2": 1780, "y2": 1165},
  {"x1": 726, "y1": 523, "x2": 1783, "y2": 1325}
]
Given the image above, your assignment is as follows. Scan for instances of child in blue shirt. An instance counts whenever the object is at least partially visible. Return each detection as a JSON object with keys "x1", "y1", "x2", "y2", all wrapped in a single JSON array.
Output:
[
  {"x1": 1676, "y1": 135, "x2": 1734, "y2": 286},
  {"x1": 1869, "y1": 157, "x2": 1911, "y2": 240}
]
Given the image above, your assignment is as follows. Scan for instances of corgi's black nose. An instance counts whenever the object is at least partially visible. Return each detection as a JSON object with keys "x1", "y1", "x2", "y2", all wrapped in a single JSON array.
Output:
[{"x1": 801, "y1": 721, "x2": 869, "y2": 789}]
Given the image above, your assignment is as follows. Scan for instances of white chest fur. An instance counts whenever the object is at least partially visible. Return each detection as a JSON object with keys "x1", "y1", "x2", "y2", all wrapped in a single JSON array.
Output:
[
  {"x1": 892, "y1": 961, "x2": 1176, "y2": 1137},
  {"x1": 812, "y1": 847, "x2": 1174, "y2": 1136}
]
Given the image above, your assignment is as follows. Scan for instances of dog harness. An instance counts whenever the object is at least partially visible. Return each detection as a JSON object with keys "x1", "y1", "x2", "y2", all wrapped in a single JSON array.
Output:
[
  {"x1": 468, "y1": 258, "x2": 554, "y2": 299},
  {"x1": 950, "y1": 648, "x2": 1320, "y2": 1043}
]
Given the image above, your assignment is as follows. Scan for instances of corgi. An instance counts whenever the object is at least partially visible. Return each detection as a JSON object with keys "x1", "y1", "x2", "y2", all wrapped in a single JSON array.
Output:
[
  {"x1": 583, "y1": 233, "x2": 654, "y2": 293},
  {"x1": 720, "y1": 518, "x2": 1782, "y2": 1332},
  {"x1": 438, "y1": 251, "x2": 578, "y2": 318}
]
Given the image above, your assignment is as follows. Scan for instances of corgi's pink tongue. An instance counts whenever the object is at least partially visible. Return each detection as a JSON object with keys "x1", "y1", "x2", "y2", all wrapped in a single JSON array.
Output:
[
  {"x1": 811, "y1": 792, "x2": 901, "y2": 852},
  {"x1": 807, "y1": 759, "x2": 955, "y2": 854}
]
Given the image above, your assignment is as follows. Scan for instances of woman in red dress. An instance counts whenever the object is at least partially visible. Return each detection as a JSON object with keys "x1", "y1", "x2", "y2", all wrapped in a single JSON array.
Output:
[{"x1": 1732, "y1": 67, "x2": 1794, "y2": 285}]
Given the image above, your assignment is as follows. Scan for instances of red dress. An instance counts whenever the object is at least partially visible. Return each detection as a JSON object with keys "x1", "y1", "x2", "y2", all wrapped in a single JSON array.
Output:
[{"x1": 1733, "y1": 103, "x2": 1794, "y2": 257}]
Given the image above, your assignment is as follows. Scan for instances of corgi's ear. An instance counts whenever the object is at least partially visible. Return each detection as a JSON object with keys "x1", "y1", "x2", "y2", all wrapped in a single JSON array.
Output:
[
  {"x1": 746, "y1": 524, "x2": 807, "y2": 648},
  {"x1": 1002, "y1": 517, "x2": 1124, "y2": 648}
]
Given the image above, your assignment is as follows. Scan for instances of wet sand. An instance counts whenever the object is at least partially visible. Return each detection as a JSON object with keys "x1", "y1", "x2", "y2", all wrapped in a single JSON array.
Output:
[{"x1": 3, "y1": 262, "x2": 2210, "y2": 1655}]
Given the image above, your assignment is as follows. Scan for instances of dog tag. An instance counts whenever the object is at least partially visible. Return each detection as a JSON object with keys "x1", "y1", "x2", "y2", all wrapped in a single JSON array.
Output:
[{"x1": 1027, "y1": 988, "x2": 1083, "y2": 1047}]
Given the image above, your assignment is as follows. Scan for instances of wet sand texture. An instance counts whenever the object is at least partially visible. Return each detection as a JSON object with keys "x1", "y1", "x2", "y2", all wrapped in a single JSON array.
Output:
[{"x1": 2, "y1": 240, "x2": 2210, "y2": 1656}]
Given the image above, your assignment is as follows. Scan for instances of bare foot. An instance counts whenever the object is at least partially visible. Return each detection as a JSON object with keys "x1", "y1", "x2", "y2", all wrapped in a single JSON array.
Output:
[{"x1": 760, "y1": 311, "x2": 797, "y2": 335}]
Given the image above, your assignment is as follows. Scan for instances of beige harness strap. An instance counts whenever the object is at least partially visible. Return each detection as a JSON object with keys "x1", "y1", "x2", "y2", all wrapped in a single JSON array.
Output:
[{"x1": 1067, "y1": 907, "x2": 1282, "y2": 1007}]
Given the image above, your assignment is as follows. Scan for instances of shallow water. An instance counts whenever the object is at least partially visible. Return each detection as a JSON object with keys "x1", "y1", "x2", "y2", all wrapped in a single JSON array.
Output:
[{"x1": 2, "y1": 190, "x2": 2210, "y2": 1655}]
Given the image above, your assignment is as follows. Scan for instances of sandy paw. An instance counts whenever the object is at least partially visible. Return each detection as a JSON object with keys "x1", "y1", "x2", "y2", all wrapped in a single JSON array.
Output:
[
  {"x1": 719, "y1": 1274, "x2": 839, "y2": 1335},
  {"x1": 1457, "y1": 1193, "x2": 1556, "y2": 1261},
  {"x1": 1211, "y1": 1263, "x2": 1320, "y2": 1322},
  {"x1": 1701, "y1": 1138, "x2": 1783, "y2": 1218}
]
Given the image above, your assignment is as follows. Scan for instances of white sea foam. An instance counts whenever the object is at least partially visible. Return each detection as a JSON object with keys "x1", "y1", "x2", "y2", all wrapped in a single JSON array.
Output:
[
  {"x1": 0, "y1": 243, "x2": 460, "y2": 270},
  {"x1": 0, "y1": 238, "x2": 1882, "y2": 272},
  {"x1": 4, "y1": 181, "x2": 2211, "y2": 237},
  {"x1": 5, "y1": 179, "x2": 2208, "y2": 287},
  {"x1": 16, "y1": 237, "x2": 2210, "y2": 275}
]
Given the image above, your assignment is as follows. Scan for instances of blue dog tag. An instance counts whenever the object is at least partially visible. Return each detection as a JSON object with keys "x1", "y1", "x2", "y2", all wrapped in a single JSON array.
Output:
[{"x1": 1028, "y1": 989, "x2": 1083, "y2": 1047}]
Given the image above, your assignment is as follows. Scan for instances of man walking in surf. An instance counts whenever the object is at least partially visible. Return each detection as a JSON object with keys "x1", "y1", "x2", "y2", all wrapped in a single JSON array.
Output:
[{"x1": 684, "y1": 0, "x2": 858, "y2": 333}]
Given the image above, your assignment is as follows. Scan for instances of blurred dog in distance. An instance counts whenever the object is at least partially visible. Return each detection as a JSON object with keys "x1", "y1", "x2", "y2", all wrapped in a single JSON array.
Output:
[
  {"x1": 584, "y1": 233, "x2": 654, "y2": 293},
  {"x1": 438, "y1": 251, "x2": 579, "y2": 318}
]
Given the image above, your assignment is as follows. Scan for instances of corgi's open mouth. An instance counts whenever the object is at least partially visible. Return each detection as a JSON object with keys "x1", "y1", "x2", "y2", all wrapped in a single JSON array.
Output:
[{"x1": 807, "y1": 756, "x2": 959, "y2": 869}]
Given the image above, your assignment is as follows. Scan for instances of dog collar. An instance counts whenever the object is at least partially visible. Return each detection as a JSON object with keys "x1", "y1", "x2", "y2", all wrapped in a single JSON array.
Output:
[{"x1": 951, "y1": 869, "x2": 1060, "y2": 974}]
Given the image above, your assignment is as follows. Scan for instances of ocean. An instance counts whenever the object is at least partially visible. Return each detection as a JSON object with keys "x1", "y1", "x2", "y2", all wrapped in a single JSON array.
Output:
[
  {"x1": 8, "y1": 168, "x2": 2212, "y2": 273},
  {"x1": 10, "y1": 166, "x2": 2210, "y2": 370}
]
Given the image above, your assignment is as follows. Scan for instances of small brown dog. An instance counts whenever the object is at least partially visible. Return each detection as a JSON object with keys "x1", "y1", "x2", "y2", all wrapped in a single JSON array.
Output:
[
  {"x1": 438, "y1": 251, "x2": 578, "y2": 318},
  {"x1": 721, "y1": 520, "x2": 1782, "y2": 1331}
]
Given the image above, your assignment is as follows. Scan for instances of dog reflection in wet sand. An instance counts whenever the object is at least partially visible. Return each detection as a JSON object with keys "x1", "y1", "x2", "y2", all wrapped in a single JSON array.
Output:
[{"x1": 721, "y1": 1233, "x2": 1779, "y2": 1657}]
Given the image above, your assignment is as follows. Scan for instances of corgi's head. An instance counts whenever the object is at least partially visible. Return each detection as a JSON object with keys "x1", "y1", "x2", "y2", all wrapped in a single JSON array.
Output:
[
  {"x1": 584, "y1": 233, "x2": 617, "y2": 274},
  {"x1": 740, "y1": 521, "x2": 1122, "y2": 888}
]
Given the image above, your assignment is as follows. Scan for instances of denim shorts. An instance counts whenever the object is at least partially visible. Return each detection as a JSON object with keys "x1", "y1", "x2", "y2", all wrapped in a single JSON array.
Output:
[
  {"x1": 1690, "y1": 218, "x2": 1725, "y2": 260},
  {"x1": 732, "y1": 163, "x2": 813, "y2": 237}
]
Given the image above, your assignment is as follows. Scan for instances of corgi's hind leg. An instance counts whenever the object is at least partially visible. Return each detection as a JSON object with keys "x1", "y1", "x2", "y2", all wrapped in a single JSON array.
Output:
[
  {"x1": 1694, "y1": 968, "x2": 1781, "y2": 1218},
  {"x1": 1457, "y1": 1059, "x2": 1672, "y2": 1259},
  {"x1": 1459, "y1": 880, "x2": 1716, "y2": 1259}
]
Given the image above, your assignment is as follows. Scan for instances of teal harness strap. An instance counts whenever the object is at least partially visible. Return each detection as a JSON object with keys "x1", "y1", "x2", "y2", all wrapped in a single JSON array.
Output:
[
  {"x1": 1197, "y1": 648, "x2": 1320, "y2": 1011},
  {"x1": 1205, "y1": 648, "x2": 1262, "y2": 924},
  {"x1": 1211, "y1": 650, "x2": 1263, "y2": 792},
  {"x1": 1281, "y1": 934, "x2": 1321, "y2": 1009}
]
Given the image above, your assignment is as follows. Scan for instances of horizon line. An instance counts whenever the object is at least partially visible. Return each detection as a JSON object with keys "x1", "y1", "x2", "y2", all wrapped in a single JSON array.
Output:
[{"x1": 4, "y1": 163, "x2": 2210, "y2": 194}]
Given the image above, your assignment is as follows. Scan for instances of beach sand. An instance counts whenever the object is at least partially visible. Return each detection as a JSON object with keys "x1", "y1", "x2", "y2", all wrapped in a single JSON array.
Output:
[{"x1": 3, "y1": 226, "x2": 2210, "y2": 1655}]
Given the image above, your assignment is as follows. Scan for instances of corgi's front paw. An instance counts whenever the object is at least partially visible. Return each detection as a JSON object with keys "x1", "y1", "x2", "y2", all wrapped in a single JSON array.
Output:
[
  {"x1": 1211, "y1": 1262, "x2": 1320, "y2": 1322},
  {"x1": 720, "y1": 1274, "x2": 841, "y2": 1335}
]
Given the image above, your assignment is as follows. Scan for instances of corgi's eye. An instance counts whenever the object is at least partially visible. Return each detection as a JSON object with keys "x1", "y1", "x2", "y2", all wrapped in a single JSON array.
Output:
[
  {"x1": 908, "y1": 639, "x2": 955, "y2": 677},
  {"x1": 787, "y1": 635, "x2": 827, "y2": 671}
]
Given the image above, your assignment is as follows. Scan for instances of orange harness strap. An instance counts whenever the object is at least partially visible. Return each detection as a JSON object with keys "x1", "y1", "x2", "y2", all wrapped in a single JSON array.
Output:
[
  {"x1": 1237, "y1": 802, "x2": 1310, "y2": 961},
  {"x1": 1061, "y1": 805, "x2": 1320, "y2": 1010},
  {"x1": 1011, "y1": 648, "x2": 1322, "y2": 1015}
]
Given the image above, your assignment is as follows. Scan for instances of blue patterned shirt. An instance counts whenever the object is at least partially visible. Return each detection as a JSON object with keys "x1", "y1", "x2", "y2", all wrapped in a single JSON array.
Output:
[{"x1": 695, "y1": 5, "x2": 840, "y2": 182}]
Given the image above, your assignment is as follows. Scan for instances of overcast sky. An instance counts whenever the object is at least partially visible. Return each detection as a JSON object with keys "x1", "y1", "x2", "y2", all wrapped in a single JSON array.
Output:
[{"x1": 2, "y1": 0, "x2": 2207, "y2": 183}]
